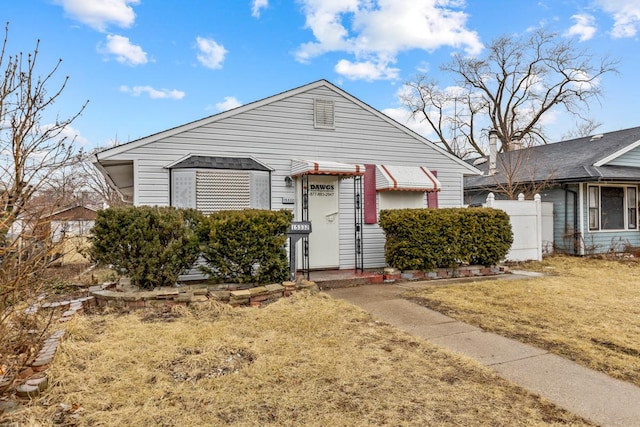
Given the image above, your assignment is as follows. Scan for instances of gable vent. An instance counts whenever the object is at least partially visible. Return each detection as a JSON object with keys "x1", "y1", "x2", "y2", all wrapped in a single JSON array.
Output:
[{"x1": 314, "y1": 98, "x2": 335, "y2": 129}]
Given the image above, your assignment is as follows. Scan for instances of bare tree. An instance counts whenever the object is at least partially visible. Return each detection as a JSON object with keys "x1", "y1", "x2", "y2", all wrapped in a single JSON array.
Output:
[
  {"x1": 403, "y1": 29, "x2": 618, "y2": 157},
  {"x1": 485, "y1": 149, "x2": 557, "y2": 200},
  {"x1": 0, "y1": 22, "x2": 88, "y2": 389}
]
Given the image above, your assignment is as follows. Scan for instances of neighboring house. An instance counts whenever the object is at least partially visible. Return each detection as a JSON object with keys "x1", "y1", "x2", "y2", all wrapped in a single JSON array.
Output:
[
  {"x1": 94, "y1": 80, "x2": 480, "y2": 272},
  {"x1": 44, "y1": 205, "x2": 98, "y2": 264},
  {"x1": 465, "y1": 126, "x2": 640, "y2": 255}
]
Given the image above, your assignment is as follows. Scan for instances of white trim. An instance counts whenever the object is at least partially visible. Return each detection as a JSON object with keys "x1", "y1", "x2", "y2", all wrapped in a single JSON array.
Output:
[
  {"x1": 593, "y1": 139, "x2": 640, "y2": 166},
  {"x1": 164, "y1": 153, "x2": 193, "y2": 169},
  {"x1": 133, "y1": 160, "x2": 139, "y2": 206},
  {"x1": 585, "y1": 183, "x2": 638, "y2": 232}
]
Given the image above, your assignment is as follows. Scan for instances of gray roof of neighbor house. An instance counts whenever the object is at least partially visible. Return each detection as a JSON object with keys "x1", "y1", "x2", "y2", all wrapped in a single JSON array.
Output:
[{"x1": 465, "y1": 126, "x2": 640, "y2": 190}]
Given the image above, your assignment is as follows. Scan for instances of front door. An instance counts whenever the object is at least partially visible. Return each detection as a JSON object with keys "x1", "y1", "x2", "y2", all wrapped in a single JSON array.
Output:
[{"x1": 307, "y1": 176, "x2": 340, "y2": 268}]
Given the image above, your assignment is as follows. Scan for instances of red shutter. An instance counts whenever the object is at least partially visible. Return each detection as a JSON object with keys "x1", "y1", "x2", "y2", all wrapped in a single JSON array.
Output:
[
  {"x1": 364, "y1": 164, "x2": 377, "y2": 223},
  {"x1": 427, "y1": 170, "x2": 439, "y2": 208}
]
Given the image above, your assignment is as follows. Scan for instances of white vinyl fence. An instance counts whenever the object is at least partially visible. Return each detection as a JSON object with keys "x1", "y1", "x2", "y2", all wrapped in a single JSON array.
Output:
[{"x1": 485, "y1": 193, "x2": 554, "y2": 262}]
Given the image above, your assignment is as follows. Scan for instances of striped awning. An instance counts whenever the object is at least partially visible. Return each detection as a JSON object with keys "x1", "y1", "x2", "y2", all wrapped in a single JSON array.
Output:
[
  {"x1": 375, "y1": 164, "x2": 441, "y2": 192},
  {"x1": 290, "y1": 159, "x2": 365, "y2": 177}
]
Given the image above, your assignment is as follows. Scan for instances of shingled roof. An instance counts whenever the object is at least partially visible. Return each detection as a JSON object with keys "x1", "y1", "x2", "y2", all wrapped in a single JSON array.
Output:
[
  {"x1": 168, "y1": 155, "x2": 271, "y2": 171},
  {"x1": 465, "y1": 126, "x2": 640, "y2": 190}
]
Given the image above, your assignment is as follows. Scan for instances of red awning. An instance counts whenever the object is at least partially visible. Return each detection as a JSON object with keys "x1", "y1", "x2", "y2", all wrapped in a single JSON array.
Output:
[
  {"x1": 375, "y1": 164, "x2": 441, "y2": 192},
  {"x1": 290, "y1": 159, "x2": 365, "y2": 177}
]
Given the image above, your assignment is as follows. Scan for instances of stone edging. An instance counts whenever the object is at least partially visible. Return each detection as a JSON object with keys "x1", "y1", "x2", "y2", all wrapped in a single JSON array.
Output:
[
  {"x1": 384, "y1": 265, "x2": 509, "y2": 282},
  {"x1": 90, "y1": 280, "x2": 318, "y2": 310}
]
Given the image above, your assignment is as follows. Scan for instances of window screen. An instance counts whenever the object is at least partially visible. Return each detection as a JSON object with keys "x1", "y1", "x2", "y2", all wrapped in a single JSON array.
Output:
[
  {"x1": 600, "y1": 187, "x2": 624, "y2": 230},
  {"x1": 196, "y1": 171, "x2": 251, "y2": 214}
]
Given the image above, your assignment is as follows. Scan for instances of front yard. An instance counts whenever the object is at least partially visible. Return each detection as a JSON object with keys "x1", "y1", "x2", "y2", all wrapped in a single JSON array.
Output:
[
  {"x1": 407, "y1": 255, "x2": 640, "y2": 387},
  {"x1": 2, "y1": 292, "x2": 589, "y2": 426}
]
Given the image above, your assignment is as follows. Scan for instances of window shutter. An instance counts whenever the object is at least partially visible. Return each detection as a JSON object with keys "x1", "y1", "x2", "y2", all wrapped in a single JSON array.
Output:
[
  {"x1": 427, "y1": 170, "x2": 439, "y2": 208},
  {"x1": 364, "y1": 164, "x2": 377, "y2": 223},
  {"x1": 172, "y1": 170, "x2": 196, "y2": 208},
  {"x1": 314, "y1": 98, "x2": 335, "y2": 129}
]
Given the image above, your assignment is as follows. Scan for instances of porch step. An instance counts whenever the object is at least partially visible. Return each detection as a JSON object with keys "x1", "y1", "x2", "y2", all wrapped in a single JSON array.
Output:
[{"x1": 308, "y1": 271, "x2": 384, "y2": 289}]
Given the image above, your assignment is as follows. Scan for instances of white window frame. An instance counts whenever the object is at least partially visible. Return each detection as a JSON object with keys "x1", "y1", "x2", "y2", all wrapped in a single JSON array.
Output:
[{"x1": 588, "y1": 184, "x2": 638, "y2": 231}]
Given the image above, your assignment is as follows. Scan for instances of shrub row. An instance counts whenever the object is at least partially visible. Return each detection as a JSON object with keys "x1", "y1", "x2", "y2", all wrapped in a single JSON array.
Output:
[
  {"x1": 379, "y1": 207, "x2": 513, "y2": 271},
  {"x1": 198, "y1": 209, "x2": 292, "y2": 285},
  {"x1": 89, "y1": 207, "x2": 292, "y2": 290}
]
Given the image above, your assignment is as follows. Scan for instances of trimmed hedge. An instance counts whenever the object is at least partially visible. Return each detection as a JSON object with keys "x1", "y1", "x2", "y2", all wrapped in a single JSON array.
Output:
[
  {"x1": 198, "y1": 209, "x2": 293, "y2": 284},
  {"x1": 88, "y1": 206, "x2": 203, "y2": 290},
  {"x1": 379, "y1": 208, "x2": 513, "y2": 271}
]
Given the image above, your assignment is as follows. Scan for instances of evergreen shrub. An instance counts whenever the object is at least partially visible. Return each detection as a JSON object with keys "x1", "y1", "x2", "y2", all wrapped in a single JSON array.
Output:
[
  {"x1": 88, "y1": 206, "x2": 202, "y2": 289},
  {"x1": 379, "y1": 207, "x2": 513, "y2": 271},
  {"x1": 198, "y1": 209, "x2": 292, "y2": 284}
]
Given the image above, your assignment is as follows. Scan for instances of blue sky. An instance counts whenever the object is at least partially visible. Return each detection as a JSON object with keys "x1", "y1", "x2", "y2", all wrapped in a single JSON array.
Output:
[{"x1": 3, "y1": 0, "x2": 640, "y2": 151}]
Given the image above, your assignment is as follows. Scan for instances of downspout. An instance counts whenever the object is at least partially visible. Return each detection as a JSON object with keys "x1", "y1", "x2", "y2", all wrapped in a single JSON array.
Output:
[{"x1": 169, "y1": 169, "x2": 173, "y2": 207}]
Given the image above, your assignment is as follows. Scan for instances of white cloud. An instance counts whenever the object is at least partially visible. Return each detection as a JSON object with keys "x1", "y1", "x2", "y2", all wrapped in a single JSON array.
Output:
[
  {"x1": 120, "y1": 85, "x2": 185, "y2": 100},
  {"x1": 101, "y1": 34, "x2": 148, "y2": 66},
  {"x1": 216, "y1": 96, "x2": 242, "y2": 111},
  {"x1": 595, "y1": 0, "x2": 640, "y2": 38},
  {"x1": 335, "y1": 59, "x2": 399, "y2": 81},
  {"x1": 294, "y1": 0, "x2": 482, "y2": 81},
  {"x1": 565, "y1": 13, "x2": 597, "y2": 41},
  {"x1": 54, "y1": 0, "x2": 139, "y2": 32},
  {"x1": 196, "y1": 37, "x2": 228, "y2": 69},
  {"x1": 252, "y1": 0, "x2": 269, "y2": 18}
]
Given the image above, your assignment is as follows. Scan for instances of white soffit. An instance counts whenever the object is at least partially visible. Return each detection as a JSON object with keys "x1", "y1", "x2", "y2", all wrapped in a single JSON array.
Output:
[
  {"x1": 376, "y1": 165, "x2": 441, "y2": 192},
  {"x1": 290, "y1": 159, "x2": 365, "y2": 177}
]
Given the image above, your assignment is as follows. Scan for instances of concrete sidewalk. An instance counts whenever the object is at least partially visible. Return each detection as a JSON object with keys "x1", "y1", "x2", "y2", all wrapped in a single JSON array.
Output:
[{"x1": 328, "y1": 281, "x2": 640, "y2": 427}]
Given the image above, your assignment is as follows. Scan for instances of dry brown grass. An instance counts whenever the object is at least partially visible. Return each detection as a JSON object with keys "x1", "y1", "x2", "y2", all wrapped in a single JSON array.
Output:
[
  {"x1": 3, "y1": 292, "x2": 589, "y2": 426},
  {"x1": 408, "y1": 255, "x2": 640, "y2": 387}
]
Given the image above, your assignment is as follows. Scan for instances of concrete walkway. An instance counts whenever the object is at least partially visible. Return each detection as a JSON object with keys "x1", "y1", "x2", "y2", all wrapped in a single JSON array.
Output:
[{"x1": 328, "y1": 280, "x2": 640, "y2": 427}]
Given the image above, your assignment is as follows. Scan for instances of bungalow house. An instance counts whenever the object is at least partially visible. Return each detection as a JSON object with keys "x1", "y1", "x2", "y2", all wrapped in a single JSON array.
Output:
[
  {"x1": 465, "y1": 126, "x2": 640, "y2": 255},
  {"x1": 94, "y1": 80, "x2": 480, "y2": 272}
]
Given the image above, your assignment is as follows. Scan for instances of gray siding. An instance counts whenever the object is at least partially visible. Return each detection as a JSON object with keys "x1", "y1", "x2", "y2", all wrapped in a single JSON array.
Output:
[
  {"x1": 540, "y1": 186, "x2": 578, "y2": 254},
  {"x1": 101, "y1": 84, "x2": 475, "y2": 269},
  {"x1": 607, "y1": 146, "x2": 640, "y2": 167}
]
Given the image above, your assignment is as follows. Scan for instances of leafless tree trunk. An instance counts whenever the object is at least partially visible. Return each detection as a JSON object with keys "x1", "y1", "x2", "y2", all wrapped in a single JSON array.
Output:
[
  {"x1": 0, "y1": 22, "x2": 88, "y2": 389},
  {"x1": 404, "y1": 29, "x2": 618, "y2": 157}
]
